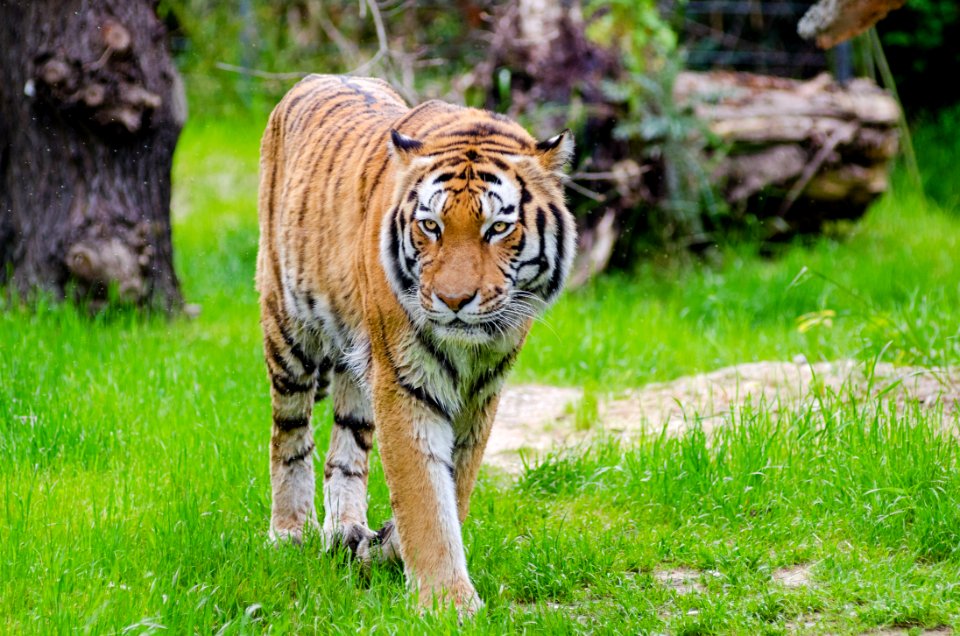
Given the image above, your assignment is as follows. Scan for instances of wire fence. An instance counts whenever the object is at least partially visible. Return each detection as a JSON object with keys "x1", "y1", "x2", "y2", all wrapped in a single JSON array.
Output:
[{"x1": 666, "y1": 0, "x2": 837, "y2": 78}]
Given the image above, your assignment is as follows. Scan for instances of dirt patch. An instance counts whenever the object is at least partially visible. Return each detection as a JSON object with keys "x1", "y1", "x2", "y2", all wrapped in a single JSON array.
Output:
[
  {"x1": 863, "y1": 628, "x2": 952, "y2": 635},
  {"x1": 773, "y1": 564, "x2": 813, "y2": 588},
  {"x1": 485, "y1": 384, "x2": 582, "y2": 471},
  {"x1": 488, "y1": 360, "x2": 959, "y2": 472},
  {"x1": 786, "y1": 613, "x2": 826, "y2": 632},
  {"x1": 653, "y1": 567, "x2": 705, "y2": 595},
  {"x1": 601, "y1": 359, "x2": 958, "y2": 437}
]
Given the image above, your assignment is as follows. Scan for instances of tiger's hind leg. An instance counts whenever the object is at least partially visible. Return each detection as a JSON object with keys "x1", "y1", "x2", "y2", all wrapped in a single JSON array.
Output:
[
  {"x1": 262, "y1": 297, "x2": 325, "y2": 544},
  {"x1": 322, "y1": 367, "x2": 377, "y2": 554}
]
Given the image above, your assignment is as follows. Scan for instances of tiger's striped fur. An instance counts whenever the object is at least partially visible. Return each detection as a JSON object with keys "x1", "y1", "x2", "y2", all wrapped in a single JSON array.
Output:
[{"x1": 256, "y1": 74, "x2": 575, "y2": 613}]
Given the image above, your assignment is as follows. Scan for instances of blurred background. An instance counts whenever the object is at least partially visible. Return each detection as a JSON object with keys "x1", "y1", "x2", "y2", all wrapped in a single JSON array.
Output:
[
  {"x1": 162, "y1": 0, "x2": 960, "y2": 269},
  {"x1": 4, "y1": 3, "x2": 960, "y2": 632},
  {"x1": 4, "y1": 0, "x2": 959, "y2": 304}
]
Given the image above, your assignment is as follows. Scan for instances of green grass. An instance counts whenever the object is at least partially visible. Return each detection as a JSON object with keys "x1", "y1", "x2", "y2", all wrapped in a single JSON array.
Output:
[{"x1": 2, "y1": 110, "x2": 959, "y2": 633}]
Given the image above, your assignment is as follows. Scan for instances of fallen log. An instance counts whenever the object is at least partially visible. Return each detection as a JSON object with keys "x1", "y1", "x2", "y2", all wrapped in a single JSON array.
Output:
[{"x1": 674, "y1": 71, "x2": 900, "y2": 232}]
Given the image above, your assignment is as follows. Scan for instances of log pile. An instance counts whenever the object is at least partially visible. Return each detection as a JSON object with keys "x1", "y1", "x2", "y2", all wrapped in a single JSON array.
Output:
[{"x1": 674, "y1": 71, "x2": 900, "y2": 234}]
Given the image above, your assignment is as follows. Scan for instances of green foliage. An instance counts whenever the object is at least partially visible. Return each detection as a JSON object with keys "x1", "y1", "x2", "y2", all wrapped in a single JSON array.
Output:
[
  {"x1": 606, "y1": 58, "x2": 726, "y2": 245},
  {"x1": 880, "y1": 1, "x2": 960, "y2": 75},
  {"x1": 877, "y1": 1, "x2": 960, "y2": 112},
  {"x1": 2, "y1": 97, "x2": 959, "y2": 634},
  {"x1": 158, "y1": 0, "x2": 486, "y2": 116},
  {"x1": 910, "y1": 104, "x2": 960, "y2": 210},
  {"x1": 585, "y1": 0, "x2": 677, "y2": 74},
  {"x1": 586, "y1": 0, "x2": 725, "y2": 248}
]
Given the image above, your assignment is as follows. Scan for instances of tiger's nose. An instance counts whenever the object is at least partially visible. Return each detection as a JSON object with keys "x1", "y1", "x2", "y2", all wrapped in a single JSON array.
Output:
[{"x1": 435, "y1": 290, "x2": 477, "y2": 312}]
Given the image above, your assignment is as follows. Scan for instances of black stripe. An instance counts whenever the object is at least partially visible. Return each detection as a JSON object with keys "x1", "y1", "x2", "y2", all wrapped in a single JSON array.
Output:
[
  {"x1": 477, "y1": 171, "x2": 501, "y2": 184},
  {"x1": 355, "y1": 127, "x2": 390, "y2": 204},
  {"x1": 424, "y1": 142, "x2": 526, "y2": 157},
  {"x1": 469, "y1": 347, "x2": 520, "y2": 398},
  {"x1": 543, "y1": 203, "x2": 567, "y2": 299},
  {"x1": 271, "y1": 374, "x2": 314, "y2": 396},
  {"x1": 417, "y1": 333, "x2": 459, "y2": 385},
  {"x1": 431, "y1": 154, "x2": 476, "y2": 169},
  {"x1": 306, "y1": 116, "x2": 379, "y2": 225},
  {"x1": 267, "y1": 298, "x2": 317, "y2": 376},
  {"x1": 334, "y1": 413, "x2": 375, "y2": 452},
  {"x1": 315, "y1": 358, "x2": 332, "y2": 402},
  {"x1": 292, "y1": 90, "x2": 353, "y2": 132},
  {"x1": 398, "y1": 380, "x2": 449, "y2": 421},
  {"x1": 317, "y1": 357, "x2": 333, "y2": 376},
  {"x1": 284, "y1": 442, "x2": 315, "y2": 465},
  {"x1": 438, "y1": 125, "x2": 531, "y2": 147},
  {"x1": 264, "y1": 335, "x2": 298, "y2": 381},
  {"x1": 516, "y1": 207, "x2": 547, "y2": 272},
  {"x1": 512, "y1": 228, "x2": 527, "y2": 256},
  {"x1": 365, "y1": 151, "x2": 392, "y2": 200},
  {"x1": 324, "y1": 462, "x2": 367, "y2": 480},
  {"x1": 265, "y1": 120, "x2": 280, "y2": 226},
  {"x1": 307, "y1": 111, "x2": 383, "y2": 218},
  {"x1": 517, "y1": 175, "x2": 533, "y2": 205},
  {"x1": 274, "y1": 416, "x2": 310, "y2": 431},
  {"x1": 390, "y1": 104, "x2": 432, "y2": 132},
  {"x1": 389, "y1": 207, "x2": 418, "y2": 290},
  {"x1": 376, "y1": 320, "x2": 451, "y2": 421}
]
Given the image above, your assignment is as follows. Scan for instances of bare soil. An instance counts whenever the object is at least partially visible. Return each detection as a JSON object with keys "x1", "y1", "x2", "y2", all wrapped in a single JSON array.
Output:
[{"x1": 488, "y1": 359, "x2": 960, "y2": 472}]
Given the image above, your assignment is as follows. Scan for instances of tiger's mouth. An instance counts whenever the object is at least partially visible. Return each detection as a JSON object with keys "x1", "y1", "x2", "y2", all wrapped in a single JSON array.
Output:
[{"x1": 427, "y1": 315, "x2": 501, "y2": 343}]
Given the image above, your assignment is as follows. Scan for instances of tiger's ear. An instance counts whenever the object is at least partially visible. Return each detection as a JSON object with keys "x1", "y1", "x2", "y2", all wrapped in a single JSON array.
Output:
[
  {"x1": 535, "y1": 129, "x2": 575, "y2": 174},
  {"x1": 389, "y1": 129, "x2": 423, "y2": 163}
]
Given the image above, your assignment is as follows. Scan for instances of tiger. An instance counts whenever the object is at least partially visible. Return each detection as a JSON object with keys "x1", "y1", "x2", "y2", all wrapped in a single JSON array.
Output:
[{"x1": 256, "y1": 74, "x2": 575, "y2": 614}]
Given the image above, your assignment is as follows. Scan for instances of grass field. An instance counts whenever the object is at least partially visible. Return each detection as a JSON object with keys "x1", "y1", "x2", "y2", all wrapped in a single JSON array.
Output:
[{"x1": 2, "y1": 109, "x2": 959, "y2": 634}]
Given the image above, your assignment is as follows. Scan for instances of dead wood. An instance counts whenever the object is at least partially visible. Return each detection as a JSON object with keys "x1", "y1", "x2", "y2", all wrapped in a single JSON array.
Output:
[{"x1": 798, "y1": 0, "x2": 907, "y2": 49}]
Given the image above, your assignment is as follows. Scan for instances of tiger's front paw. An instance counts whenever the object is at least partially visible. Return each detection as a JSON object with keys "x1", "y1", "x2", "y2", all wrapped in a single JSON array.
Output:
[
  {"x1": 356, "y1": 519, "x2": 402, "y2": 565},
  {"x1": 269, "y1": 517, "x2": 318, "y2": 546},
  {"x1": 452, "y1": 589, "x2": 484, "y2": 619},
  {"x1": 419, "y1": 578, "x2": 483, "y2": 619},
  {"x1": 269, "y1": 527, "x2": 304, "y2": 546},
  {"x1": 325, "y1": 523, "x2": 377, "y2": 558}
]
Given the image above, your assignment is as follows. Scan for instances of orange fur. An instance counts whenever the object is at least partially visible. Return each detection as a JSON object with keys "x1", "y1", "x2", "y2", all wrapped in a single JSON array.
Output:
[{"x1": 256, "y1": 75, "x2": 575, "y2": 613}]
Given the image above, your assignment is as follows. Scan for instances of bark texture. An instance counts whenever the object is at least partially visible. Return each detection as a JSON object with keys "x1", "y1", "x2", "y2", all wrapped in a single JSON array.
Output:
[
  {"x1": 0, "y1": 0, "x2": 186, "y2": 309},
  {"x1": 798, "y1": 0, "x2": 906, "y2": 49},
  {"x1": 471, "y1": 0, "x2": 629, "y2": 285},
  {"x1": 675, "y1": 71, "x2": 900, "y2": 233}
]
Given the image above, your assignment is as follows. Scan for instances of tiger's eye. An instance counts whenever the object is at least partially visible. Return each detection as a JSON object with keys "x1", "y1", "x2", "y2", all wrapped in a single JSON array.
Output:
[
  {"x1": 422, "y1": 219, "x2": 439, "y2": 232},
  {"x1": 492, "y1": 221, "x2": 509, "y2": 233}
]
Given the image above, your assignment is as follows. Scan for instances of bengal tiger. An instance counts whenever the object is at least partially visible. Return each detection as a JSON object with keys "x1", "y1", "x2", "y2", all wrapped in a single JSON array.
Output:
[{"x1": 256, "y1": 74, "x2": 575, "y2": 614}]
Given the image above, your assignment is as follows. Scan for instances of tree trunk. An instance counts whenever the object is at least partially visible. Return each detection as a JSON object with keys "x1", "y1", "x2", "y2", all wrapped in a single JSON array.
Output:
[
  {"x1": 473, "y1": 0, "x2": 628, "y2": 286},
  {"x1": 0, "y1": 0, "x2": 186, "y2": 310}
]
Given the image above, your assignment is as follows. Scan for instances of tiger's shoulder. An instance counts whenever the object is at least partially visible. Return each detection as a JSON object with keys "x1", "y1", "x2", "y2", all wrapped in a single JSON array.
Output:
[{"x1": 267, "y1": 74, "x2": 409, "y2": 141}]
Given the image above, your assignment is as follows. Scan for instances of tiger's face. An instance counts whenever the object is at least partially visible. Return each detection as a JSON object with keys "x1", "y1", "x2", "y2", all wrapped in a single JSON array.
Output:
[{"x1": 380, "y1": 128, "x2": 576, "y2": 345}]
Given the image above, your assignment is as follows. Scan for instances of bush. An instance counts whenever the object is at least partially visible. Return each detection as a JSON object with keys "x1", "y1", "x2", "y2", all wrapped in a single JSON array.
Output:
[{"x1": 877, "y1": 1, "x2": 960, "y2": 114}]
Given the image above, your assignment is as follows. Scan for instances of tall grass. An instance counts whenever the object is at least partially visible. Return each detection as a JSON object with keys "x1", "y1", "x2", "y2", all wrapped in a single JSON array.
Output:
[{"x1": 1, "y1": 110, "x2": 959, "y2": 633}]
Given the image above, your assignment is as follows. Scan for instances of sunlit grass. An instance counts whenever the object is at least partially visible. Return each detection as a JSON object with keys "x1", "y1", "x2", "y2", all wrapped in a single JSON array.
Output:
[{"x1": 1, "y1": 110, "x2": 959, "y2": 633}]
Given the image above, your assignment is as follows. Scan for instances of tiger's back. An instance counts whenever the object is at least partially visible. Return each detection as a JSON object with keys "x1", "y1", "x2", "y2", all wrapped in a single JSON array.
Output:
[
  {"x1": 257, "y1": 75, "x2": 410, "y2": 341},
  {"x1": 256, "y1": 74, "x2": 576, "y2": 614}
]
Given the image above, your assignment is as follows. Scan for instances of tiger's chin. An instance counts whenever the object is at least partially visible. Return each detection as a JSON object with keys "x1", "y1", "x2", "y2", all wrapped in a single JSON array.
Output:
[{"x1": 428, "y1": 318, "x2": 506, "y2": 347}]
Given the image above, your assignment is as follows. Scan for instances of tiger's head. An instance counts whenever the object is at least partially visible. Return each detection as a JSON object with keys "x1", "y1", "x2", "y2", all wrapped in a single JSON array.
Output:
[{"x1": 380, "y1": 117, "x2": 576, "y2": 345}]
